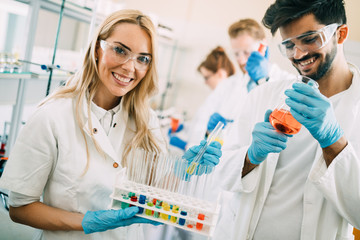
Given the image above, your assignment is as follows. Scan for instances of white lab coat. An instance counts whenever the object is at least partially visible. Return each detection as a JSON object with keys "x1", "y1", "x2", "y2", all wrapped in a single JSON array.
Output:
[
  {"x1": 0, "y1": 96, "x2": 167, "y2": 240},
  {"x1": 186, "y1": 64, "x2": 293, "y2": 149},
  {"x1": 212, "y1": 62, "x2": 360, "y2": 240}
]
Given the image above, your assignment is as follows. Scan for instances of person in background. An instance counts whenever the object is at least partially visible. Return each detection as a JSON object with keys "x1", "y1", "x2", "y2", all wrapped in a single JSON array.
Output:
[
  {"x1": 169, "y1": 46, "x2": 235, "y2": 150},
  {"x1": 0, "y1": 9, "x2": 221, "y2": 240},
  {"x1": 186, "y1": 18, "x2": 293, "y2": 149},
  {"x1": 198, "y1": 46, "x2": 235, "y2": 90},
  {"x1": 214, "y1": 0, "x2": 360, "y2": 239}
]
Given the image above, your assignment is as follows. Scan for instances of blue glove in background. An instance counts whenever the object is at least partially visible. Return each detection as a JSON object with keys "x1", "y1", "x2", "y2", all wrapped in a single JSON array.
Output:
[
  {"x1": 169, "y1": 136, "x2": 187, "y2": 150},
  {"x1": 247, "y1": 78, "x2": 258, "y2": 92},
  {"x1": 168, "y1": 123, "x2": 184, "y2": 135},
  {"x1": 182, "y1": 140, "x2": 222, "y2": 174},
  {"x1": 207, "y1": 112, "x2": 233, "y2": 132},
  {"x1": 247, "y1": 110, "x2": 290, "y2": 165},
  {"x1": 285, "y1": 82, "x2": 344, "y2": 148},
  {"x1": 82, "y1": 207, "x2": 161, "y2": 234},
  {"x1": 245, "y1": 50, "x2": 269, "y2": 82}
]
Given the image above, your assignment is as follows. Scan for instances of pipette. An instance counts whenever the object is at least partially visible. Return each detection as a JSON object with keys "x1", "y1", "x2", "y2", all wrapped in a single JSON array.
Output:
[{"x1": 186, "y1": 121, "x2": 224, "y2": 175}]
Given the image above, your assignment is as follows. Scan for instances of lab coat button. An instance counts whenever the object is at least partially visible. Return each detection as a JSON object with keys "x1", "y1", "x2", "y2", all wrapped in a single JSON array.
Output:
[
  {"x1": 113, "y1": 162, "x2": 119, "y2": 168},
  {"x1": 113, "y1": 123, "x2": 117, "y2": 128},
  {"x1": 93, "y1": 128, "x2": 98, "y2": 134}
]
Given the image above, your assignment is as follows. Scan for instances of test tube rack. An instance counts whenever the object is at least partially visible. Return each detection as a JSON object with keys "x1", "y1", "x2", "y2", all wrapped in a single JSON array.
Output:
[
  {"x1": 110, "y1": 178, "x2": 221, "y2": 237},
  {"x1": 110, "y1": 148, "x2": 221, "y2": 237}
]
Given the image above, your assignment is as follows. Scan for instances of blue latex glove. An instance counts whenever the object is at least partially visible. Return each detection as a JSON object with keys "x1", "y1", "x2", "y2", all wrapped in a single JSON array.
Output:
[
  {"x1": 182, "y1": 140, "x2": 222, "y2": 175},
  {"x1": 169, "y1": 136, "x2": 187, "y2": 150},
  {"x1": 168, "y1": 124, "x2": 184, "y2": 135},
  {"x1": 284, "y1": 81, "x2": 344, "y2": 148},
  {"x1": 82, "y1": 207, "x2": 161, "y2": 234},
  {"x1": 247, "y1": 110, "x2": 290, "y2": 164},
  {"x1": 245, "y1": 50, "x2": 269, "y2": 82},
  {"x1": 246, "y1": 78, "x2": 258, "y2": 92},
  {"x1": 207, "y1": 112, "x2": 233, "y2": 132}
]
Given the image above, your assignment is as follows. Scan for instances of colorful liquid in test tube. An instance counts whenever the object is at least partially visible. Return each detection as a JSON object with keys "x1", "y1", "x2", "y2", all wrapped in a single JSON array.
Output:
[
  {"x1": 171, "y1": 205, "x2": 179, "y2": 223},
  {"x1": 186, "y1": 122, "x2": 224, "y2": 175},
  {"x1": 179, "y1": 211, "x2": 187, "y2": 226},
  {"x1": 161, "y1": 203, "x2": 170, "y2": 220},
  {"x1": 145, "y1": 202, "x2": 154, "y2": 216},
  {"x1": 196, "y1": 213, "x2": 205, "y2": 231}
]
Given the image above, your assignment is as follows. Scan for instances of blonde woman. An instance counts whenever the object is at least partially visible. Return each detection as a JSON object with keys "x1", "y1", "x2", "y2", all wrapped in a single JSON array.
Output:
[{"x1": 0, "y1": 9, "x2": 221, "y2": 239}]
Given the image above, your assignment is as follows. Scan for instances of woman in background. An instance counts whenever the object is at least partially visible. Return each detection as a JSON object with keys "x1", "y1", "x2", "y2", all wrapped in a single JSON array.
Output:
[
  {"x1": 169, "y1": 46, "x2": 235, "y2": 150},
  {"x1": 198, "y1": 46, "x2": 235, "y2": 90}
]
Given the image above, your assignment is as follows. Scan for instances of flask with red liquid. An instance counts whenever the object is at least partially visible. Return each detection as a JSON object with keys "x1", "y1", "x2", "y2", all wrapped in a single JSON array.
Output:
[{"x1": 269, "y1": 75, "x2": 319, "y2": 135}]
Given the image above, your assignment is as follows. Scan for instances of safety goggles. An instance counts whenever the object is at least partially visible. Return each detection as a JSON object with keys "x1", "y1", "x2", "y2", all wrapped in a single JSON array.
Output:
[
  {"x1": 233, "y1": 42, "x2": 263, "y2": 59},
  {"x1": 100, "y1": 40, "x2": 152, "y2": 71},
  {"x1": 278, "y1": 23, "x2": 339, "y2": 58}
]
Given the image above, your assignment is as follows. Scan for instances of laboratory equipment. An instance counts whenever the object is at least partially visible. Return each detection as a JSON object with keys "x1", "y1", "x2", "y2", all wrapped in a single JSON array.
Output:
[
  {"x1": 110, "y1": 148, "x2": 221, "y2": 237},
  {"x1": 170, "y1": 117, "x2": 180, "y2": 133},
  {"x1": 269, "y1": 75, "x2": 319, "y2": 134},
  {"x1": 187, "y1": 121, "x2": 224, "y2": 175}
]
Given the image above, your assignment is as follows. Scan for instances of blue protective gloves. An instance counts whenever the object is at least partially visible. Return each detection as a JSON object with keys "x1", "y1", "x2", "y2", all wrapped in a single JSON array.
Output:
[
  {"x1": 284, "y1": 81, "x2": 344, "y2": 148},
  {"x1": 207, "y1": 112, "x2": 233, "y2": 132},
  {"x1": 182, "y1": 140, "x2": 222, "y2": 175},
  {"x1": 168, "y1": 123, "x2": 187, "y2": 150},
  {"x1": 247, "y1": 110, "x2": 290, "y2": 165},
  {"x1": 169, "y1": 136, "x2": 187, "y2": 150},
  {"x1": 82, "y1": 207, "x2": 161, "y2": 234},
  {"x1": 245, "y1": 49, "x2": 269, "y2": 83},
  {"x1": 168, "y1": 124, "x2": 184, "y2": 135}
]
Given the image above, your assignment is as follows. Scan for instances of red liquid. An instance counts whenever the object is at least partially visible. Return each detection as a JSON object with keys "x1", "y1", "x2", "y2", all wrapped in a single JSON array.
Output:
[{"x1": 269, "y1": 109, "x2": 301, "y2": 135}]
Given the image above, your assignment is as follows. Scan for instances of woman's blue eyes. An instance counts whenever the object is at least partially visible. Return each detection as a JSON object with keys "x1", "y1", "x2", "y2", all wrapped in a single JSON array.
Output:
[
  {"x1": 113, "y1": 46, "x2": 150, "y2": 64},
  {"x1": 114, "y1": 46, "x2": 126, "y2": 55},
  {"x1": 138, "y1": 56, "x2": 150, "y2": 64}
]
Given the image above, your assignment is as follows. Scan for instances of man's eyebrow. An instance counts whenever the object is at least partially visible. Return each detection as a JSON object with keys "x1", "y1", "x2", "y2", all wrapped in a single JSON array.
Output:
[{"x1": 113, "y1": 41, "x2": 152, "y2": 56}]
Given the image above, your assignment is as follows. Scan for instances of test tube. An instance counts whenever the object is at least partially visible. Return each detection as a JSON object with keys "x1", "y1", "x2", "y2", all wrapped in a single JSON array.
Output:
[
  {"x1": 145, "y1": 202, "x2": 154, "y2": 216},
  {"x1": 196, "y1": 213, "x2": 205, "y2": 231},
  {"x1": 138, "y1": 194, "x2": 146, "y2": 214},
  {"x1": 154, "y1": 204, "x2": 161, "y2": 218},
  {"x1": 179, "y1": 210, "x2": 187, "y2": 226},
  {"x1": 171, "y1": 205, "x2": 179, "y2": 223},
  {"x1": 186, "y1": 122, "x2": 224, "y2": 175}
]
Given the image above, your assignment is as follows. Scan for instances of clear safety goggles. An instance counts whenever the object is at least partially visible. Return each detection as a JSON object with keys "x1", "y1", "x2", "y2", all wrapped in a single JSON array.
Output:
[
  {"x1": 100, "y1": 40, "x2": 152, "y2": 71},
  {"x1": 233, "y1": 42, "x2": 266, "y2": 59},
  {"x1": 278, "y1": 23, "x2": 339, "y2": 58}
]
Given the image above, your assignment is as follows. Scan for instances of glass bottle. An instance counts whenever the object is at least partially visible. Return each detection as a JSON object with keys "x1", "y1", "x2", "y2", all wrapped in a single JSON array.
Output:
[{"x1": 269, "y1": 75, "x2": 319, "y2": 135}]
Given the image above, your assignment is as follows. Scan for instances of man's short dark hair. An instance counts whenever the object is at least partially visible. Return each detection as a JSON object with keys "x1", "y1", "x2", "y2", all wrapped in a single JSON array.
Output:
[{"x1": 262, "y1": 0, "x2": 347, "y2": 35}]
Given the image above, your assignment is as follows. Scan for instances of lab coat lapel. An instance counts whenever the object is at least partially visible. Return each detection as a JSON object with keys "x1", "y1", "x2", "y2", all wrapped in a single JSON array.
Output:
[
  {"x1": 83, "y1": 115, "x2": 119, "y2": 162},
  {"x1": 108, "y1": 102, "x2": 130, "y2": 165},
  {"x1": 81, "y1": 97, "x2": 119, "y2": 164}
]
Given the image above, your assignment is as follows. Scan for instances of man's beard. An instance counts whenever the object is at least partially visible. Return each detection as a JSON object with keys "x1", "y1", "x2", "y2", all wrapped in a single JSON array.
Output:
[{"x1": 294, "y1": 39, "x2": 337, "y2": 81}]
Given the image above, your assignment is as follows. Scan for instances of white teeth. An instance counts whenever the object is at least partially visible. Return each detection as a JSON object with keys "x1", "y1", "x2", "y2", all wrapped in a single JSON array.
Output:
[
  {"x1": 113, "y1": 72, "x2": 131, "y2": 83},
  {"x1": 299, "y1": 57, "x2": 315, "y2": 66}
]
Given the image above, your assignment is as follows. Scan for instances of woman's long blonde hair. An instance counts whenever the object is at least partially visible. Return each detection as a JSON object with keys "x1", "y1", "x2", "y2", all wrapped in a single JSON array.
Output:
[{"x1": 40, "y1": 9, "x2": 161, "y2": 171}]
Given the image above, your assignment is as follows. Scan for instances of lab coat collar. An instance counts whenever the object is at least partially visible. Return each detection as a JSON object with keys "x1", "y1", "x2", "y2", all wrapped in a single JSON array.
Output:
[{"x1": 80, "y1": 94, "x2": 128, "y2": 166}]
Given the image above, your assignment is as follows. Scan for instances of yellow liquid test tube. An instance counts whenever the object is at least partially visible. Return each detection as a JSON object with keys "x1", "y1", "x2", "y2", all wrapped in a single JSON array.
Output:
[
  {"x1": 186, "y1": 122, "x2": 224, "y2": 175},
  {"x1": 170, "y1": 205, "x2": 179, "y2": 223},
  {"x1": 161, "y1": 203, "x2": 170, "y2": 220}
]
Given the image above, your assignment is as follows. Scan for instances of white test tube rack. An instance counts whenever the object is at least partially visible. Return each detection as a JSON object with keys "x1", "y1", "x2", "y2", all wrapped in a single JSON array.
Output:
[{"x1": 110, "y1": 149, "x2": 221, "y2": 237}]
